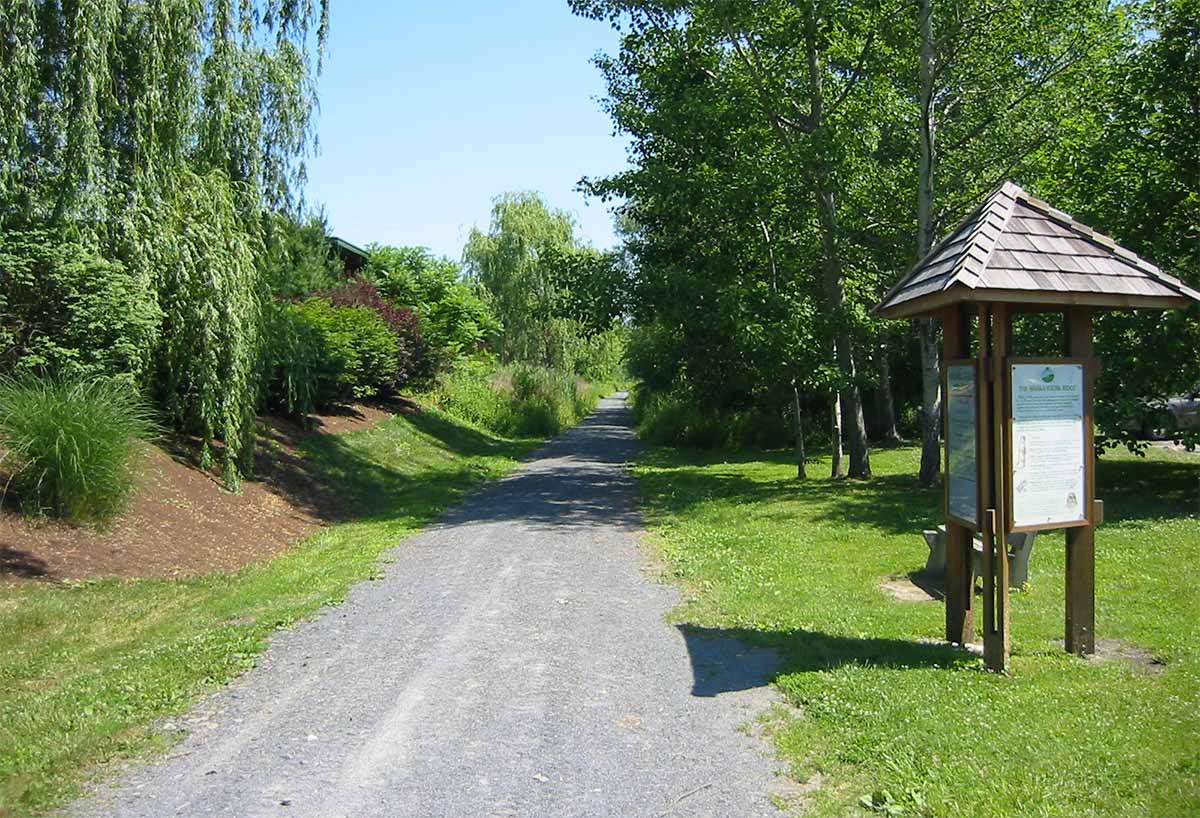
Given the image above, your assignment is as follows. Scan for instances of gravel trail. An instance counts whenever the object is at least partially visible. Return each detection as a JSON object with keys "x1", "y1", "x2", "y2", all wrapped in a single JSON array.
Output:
[{"x1": 72, "y1": 394, "x2": 785, "y2": 818}]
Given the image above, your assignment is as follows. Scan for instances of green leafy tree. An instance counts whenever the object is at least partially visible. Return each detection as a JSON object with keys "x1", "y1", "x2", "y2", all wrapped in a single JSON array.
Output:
[
  {"x1": 365, "y1": 245, "x2": 501, "y2": 360},
  {"x1": 462, "y1": 192, "x2": 587, "y2": 368},
  {"x1": 147, "y1": 170, "x2": 264, "y2": 482},
  {"x1": 576, "y1": 0, "x2": 1132, "y2": 481},
  {"x1": 0, "y1": 229, "x2": 160, "y2": 385},
  {"x1": 1038, "y1": 0, "x2": 1200, "y2": 448},
  {"x1": 259, "y1": 211, "x2": 341, "y2": 298},
  {"x1": 540, "y1": 245, "x2": 630, "y2": 335},
  {"x1": 905, "y1": 0, "x2": 1125, "y2": 483},
  {"x1": 575, "y1": 0, "x2": 887, "y2": 476}
]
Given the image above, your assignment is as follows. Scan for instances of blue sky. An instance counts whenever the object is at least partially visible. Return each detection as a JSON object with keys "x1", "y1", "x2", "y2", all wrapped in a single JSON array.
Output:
[{"x1": 304, "y1": 1, "x2": 629, "y2": 261}]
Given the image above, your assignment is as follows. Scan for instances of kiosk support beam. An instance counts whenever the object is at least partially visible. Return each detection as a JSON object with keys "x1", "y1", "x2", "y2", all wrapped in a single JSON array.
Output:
[
  {"x1": 984, "y1": 304, "x2": 1012, "y2": 672},
  {"x1": 1064, "y1": 308, "x2": 1096, "y2": 655},
  {"x1": 942, "y1": 305, "x2": 974, "y2": 645}
]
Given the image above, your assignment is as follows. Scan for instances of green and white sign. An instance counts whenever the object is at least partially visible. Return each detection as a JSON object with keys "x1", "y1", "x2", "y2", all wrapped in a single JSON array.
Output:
[
  {"x1": 946, "y1": 362, "x2": 978, "y2": 526},
  {"x1": 1010, "y1": 362, "x2": 1086, "y2": 528}
]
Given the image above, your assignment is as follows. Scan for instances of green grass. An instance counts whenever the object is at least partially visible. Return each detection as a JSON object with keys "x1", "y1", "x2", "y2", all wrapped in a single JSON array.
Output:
[
  {"x1": 635, "y1": 444, "x2": 1200, "y2": 817},
  {"x1": 0, "y1": 405, "x2": 538, "y2": 817},
  {"x1": 0, "y1": 376, "x2": 157, "y2": 524}
]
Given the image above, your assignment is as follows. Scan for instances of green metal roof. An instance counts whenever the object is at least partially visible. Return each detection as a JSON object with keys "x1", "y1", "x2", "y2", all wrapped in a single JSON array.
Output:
[{"x1": 329, "y1": 236, "x2": 369, "y2": 263}]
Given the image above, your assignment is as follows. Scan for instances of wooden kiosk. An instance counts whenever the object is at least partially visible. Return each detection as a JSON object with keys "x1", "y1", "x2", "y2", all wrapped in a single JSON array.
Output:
[{"x1": 876, "y1": 182, "x2": 1200, "y2": 672}]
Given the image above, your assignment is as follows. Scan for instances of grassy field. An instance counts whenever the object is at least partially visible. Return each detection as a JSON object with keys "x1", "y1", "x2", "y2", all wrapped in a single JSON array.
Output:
[
  {"x1": 0, "y1": 407, "x2": 538, "y2": 817},
  {"x1": 635, "y1": 444, "x2": 1199, "y2": 817}
]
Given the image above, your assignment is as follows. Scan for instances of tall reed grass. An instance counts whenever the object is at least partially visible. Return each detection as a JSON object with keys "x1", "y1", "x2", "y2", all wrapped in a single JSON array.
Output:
[
  {"x1": 427, "y1": 358, "x2": 601, "y2": 438},
  {"x1": 0, "y1": 377, "x2": 157, "y2": 524}
]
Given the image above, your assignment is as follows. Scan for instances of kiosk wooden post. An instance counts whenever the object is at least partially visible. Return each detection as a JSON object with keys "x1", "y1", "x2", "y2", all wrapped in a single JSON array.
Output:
[
  {"x1": 983, "y1": 305, "x2": 1012, "y2": 670},
  {"x1": 1064, "y1": 307, "x2": 1097, "y2": 655},
  {"x1": 875, "y1": 182, "x2": 1200, "y2": 674}
]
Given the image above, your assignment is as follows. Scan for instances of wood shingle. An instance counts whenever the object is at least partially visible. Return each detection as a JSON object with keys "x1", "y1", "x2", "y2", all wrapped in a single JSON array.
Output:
[{"x1": 876, "y1": 182, "x2": 1200, "y2": 318}]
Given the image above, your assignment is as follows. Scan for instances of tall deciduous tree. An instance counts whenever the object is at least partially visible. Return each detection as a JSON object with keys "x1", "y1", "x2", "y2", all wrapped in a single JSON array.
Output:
[
  {"x1": 1038, "y1": 0, "x2": 1200, "y2": 447},
  {"x1": 907, "y1": 0, "x2": 1122, "y2": 484},
  {"x1": 576, "y1": 0, "x2": 895, "y2": 477},
  {"x1": 576, "y1": 0, "x2": 1128, "y2": 481},
  {"x1": 583, "y1": 21, "x2": 834, "y2": 454}
]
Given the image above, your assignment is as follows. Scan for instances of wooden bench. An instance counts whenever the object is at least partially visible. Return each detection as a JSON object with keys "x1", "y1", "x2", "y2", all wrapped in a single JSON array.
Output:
[{"x1": 922, "y1": 525, "x2": 1038, "y2": 589}]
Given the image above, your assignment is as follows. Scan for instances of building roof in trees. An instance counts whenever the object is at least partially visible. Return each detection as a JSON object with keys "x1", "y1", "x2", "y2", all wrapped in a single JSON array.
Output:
[
  {"x1": 330, "y1": 236, "x2": 369, "y2": 276},
  {"x1": 876, "y1": 182, "x2": 1200, "y2": 318}
]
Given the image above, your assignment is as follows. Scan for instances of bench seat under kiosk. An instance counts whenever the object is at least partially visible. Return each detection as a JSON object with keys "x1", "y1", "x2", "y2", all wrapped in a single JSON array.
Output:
[{"x1": 923, "y1": 525, "x2": 1038, "y2": 589}]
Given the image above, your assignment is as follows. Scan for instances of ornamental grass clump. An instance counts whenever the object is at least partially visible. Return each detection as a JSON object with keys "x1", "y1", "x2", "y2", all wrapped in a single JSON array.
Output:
[{"x1": 0, "y1": 377, "x2": 157, "y2": 524}]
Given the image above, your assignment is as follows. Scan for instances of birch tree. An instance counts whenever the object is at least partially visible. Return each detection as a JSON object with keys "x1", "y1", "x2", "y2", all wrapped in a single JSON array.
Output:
[{"x1": 908, "y1": 0, "x2": 1122, "y2": 484}]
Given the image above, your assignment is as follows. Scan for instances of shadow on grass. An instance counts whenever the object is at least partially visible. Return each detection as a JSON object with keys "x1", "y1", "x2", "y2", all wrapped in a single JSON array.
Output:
[
  {"x1": 1096, "y1": 456, "x2": 1199, "y2": 522},
  {"x1": 248, "y1": 406, "x2": 535, "y2": 525},
  {"x1": 639, "y1": 447, "x2": 941, "y2": 536},
  {"x1": 640, "y1": 445, "x2": 1199, "y2": 536},
  {"x1": 404, "y1": 409, "x2": 534, "y2": 462},
  {"x1": 677, "y1": 624, "x2": 974, "y2": 697},
  {"x1": 253, "y1": 398, "x2": 644, "y2": 534}
]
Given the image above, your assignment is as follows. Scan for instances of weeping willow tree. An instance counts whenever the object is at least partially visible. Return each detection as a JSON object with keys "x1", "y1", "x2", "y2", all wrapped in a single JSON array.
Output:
[
  {"x1": 0, "y1": 0, "x2": 328, "y2": 485},
  {"x1": 463, "y1": 192, "x2": 579, "y2": 366}
]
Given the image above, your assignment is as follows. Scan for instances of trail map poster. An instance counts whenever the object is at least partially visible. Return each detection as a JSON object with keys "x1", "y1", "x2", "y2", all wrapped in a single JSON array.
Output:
[
  {"x1": 1010, "y1": 363, "x2": 1086, "y2": 529},
  {"x1": 946, "y1": 362, "x2": 978, "y2": 526}
]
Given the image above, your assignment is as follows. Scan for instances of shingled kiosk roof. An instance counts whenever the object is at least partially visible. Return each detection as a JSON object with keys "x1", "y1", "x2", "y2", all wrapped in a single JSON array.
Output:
[{"x1": 876, "y1": 181, "x2": 1200, "y2": 318}]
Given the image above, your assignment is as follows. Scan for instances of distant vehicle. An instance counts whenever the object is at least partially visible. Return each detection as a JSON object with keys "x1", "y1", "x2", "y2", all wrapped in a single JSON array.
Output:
[
  {"x1": 1167, "y1": 385, "x2": 1200, "y2": 431},
  {"x1": 1127, "y1": 385, "x2": 1199, "y2": 439}
]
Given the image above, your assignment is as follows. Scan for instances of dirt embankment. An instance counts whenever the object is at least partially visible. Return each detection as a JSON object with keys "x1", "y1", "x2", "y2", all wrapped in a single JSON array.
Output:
[{"x1": 0, "y1": 401, "x2": 405, "y2": 584}]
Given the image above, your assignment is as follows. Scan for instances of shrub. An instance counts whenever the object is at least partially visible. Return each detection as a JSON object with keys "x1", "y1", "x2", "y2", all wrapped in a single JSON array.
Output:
[
  {"x1": 427, "y1": 357, "x2": 513, "y2": 431},
  {"x1": 575, "y1": 326, "x2": 630, "y2": 385},
  {"x1": 0, "y1": 376, "x2": 157, "y2": 524},
  {"x1": 625, "y1": 322, "x2": 685, "y2": 393},
  {"x1": 509, "y1": 364, "x2": 581, "y2": 437},
  {"x1": 632, "y1": 385, "x2": 791, "y2": 449},
  {"x1": 633, "y1": 387, "x2": 725, "y2": 447},
  {"x1": 321, "y1": 277, "x2": 429, "y2": 387},
  {"x1": 365, "y1": 245, "x2": 500, "y2": 359},
  {"x1": 0, "y1": 229, "x2": 161, "y2": 385},
  {"x1": 293, "y1": 299, "x2": 399, "y2": 404},
  {"x1": 427, "y1": 358, "x2": 600, "y2": 438},
  {"x1": 259, "y1": 300, "x2": 332, "y2": 416}
]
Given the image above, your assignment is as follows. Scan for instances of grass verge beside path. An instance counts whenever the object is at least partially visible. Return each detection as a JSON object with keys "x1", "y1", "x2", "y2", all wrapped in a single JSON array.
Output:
[
  {"x1": 635, "y1": 445, "x2": 1199, "y2": 817},
  {"x1": 0, "y1": 405, "x2": 539, "y2": 818}
]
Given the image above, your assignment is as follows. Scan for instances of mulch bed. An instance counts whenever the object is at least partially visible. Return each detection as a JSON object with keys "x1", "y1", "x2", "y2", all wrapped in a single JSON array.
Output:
[{"x1": 0, "y1": 399, "x2": 411, "y2": 585}]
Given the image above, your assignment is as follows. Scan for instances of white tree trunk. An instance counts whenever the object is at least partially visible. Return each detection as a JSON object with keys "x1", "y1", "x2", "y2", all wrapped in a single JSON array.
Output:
[
  {"x1": 830, "y1": 390, "x2": 846, "y2": 479},
  {"x1": 916, "y1": 0, "x2": 942, "y2": 486}
]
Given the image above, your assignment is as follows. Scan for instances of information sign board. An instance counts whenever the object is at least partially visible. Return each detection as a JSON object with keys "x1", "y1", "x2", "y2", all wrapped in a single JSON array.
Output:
[
  {"x1": 1009, "y1": 361, "x2": 1088, "y2": 530},
  {"x1": 945, "y1": 361, "x2": 979, "y2": 527}
]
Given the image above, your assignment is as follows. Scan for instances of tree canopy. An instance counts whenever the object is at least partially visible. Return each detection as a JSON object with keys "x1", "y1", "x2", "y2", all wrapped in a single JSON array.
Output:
[
  {"x1": 463, "y1": 191, "x2": 627, "y2": 371},
  {"x1": 572, "y1": 0, "x2": 1190, "y2": 471}
]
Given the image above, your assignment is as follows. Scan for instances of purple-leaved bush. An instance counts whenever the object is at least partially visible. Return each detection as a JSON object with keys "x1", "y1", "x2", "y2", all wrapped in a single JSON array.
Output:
[{"x1": 321, "y1": 277, "x2": 429, "y2": 388}]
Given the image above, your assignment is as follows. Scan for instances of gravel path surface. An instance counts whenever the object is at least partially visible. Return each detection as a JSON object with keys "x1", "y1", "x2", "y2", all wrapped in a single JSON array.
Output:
[{"x1": 71, "y1": 394, "x2": 785, "y2": 818}]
